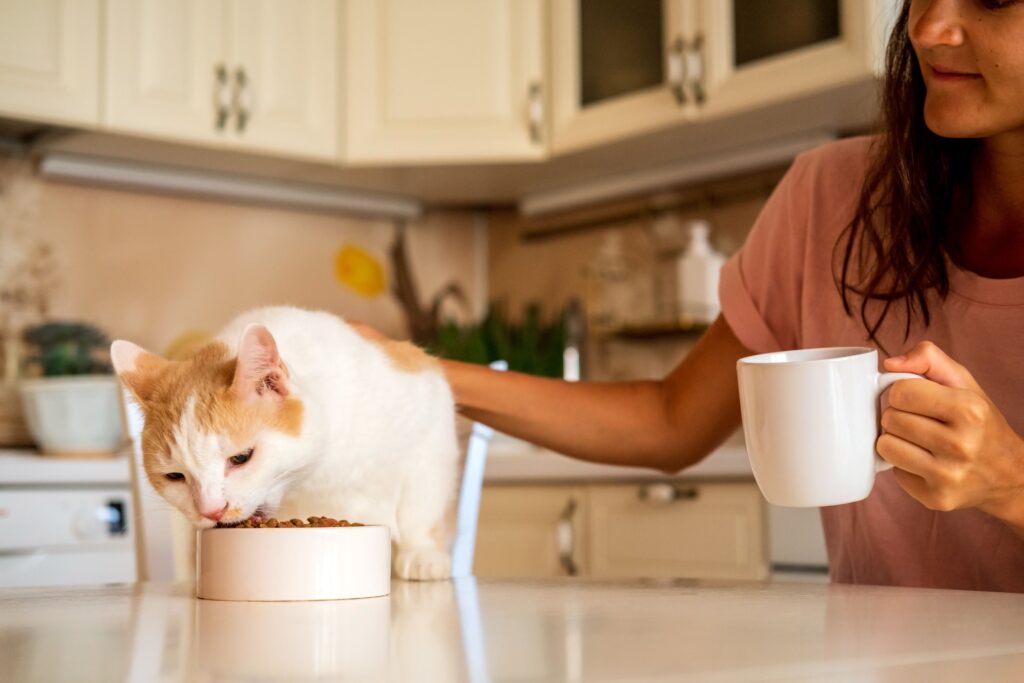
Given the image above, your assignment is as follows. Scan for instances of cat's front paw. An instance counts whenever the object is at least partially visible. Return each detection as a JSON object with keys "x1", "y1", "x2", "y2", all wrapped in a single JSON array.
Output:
[{"x1": 394, "y1": 547, "x2": 451, "y2": 581}]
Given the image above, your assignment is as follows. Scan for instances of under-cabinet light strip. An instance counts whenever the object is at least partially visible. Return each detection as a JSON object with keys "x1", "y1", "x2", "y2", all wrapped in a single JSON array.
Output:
[
  {"x1": 38, "y1": 153, "x2": 423, "y2": 221},
  {"x1": 518, "y1": 131, "x2": 838, "y2": 217}
]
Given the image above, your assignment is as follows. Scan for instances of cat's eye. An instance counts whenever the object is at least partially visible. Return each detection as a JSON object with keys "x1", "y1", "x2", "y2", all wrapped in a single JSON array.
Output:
[
  {"x1": 165, "y1": 472, "x2": 185, "y2": 482},
  {"x1": 230, "y1": 448, "x2": 254, "y2": 466}
]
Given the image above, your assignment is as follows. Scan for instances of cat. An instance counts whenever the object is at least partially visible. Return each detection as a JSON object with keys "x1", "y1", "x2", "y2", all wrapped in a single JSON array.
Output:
[{"x1": 111, "y1": 306, "x2": 459, "y2": 581}]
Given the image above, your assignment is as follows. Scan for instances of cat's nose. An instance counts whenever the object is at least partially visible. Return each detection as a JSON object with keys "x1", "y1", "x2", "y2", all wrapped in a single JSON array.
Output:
[{"x1": 200, "y1": 503, "x2": 229, "y2": 522}]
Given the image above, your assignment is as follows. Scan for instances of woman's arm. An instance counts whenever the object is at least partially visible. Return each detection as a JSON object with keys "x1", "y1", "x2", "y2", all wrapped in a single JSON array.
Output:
[{"x1": 442, "y1": 315, "x2": 752, "y2": 473}]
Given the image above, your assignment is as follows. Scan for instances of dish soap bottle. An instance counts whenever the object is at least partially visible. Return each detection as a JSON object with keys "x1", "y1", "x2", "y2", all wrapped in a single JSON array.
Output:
[{"x1": 676, "y1": 220, "x2": 724, "y2": 324}]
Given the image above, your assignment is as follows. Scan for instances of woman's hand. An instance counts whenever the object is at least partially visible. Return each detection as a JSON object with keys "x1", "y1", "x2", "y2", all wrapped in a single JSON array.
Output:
[{"x1": 879, "y1": 341, "x2": 1024, "y2": 536}]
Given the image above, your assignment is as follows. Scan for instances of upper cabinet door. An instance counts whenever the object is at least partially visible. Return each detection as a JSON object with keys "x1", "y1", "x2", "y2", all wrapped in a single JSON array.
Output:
[
  {"x1": 550, "y1": 0, "x2": 695, "y2": 154},
  {"x1": 105, "y1": 0, "x2": 227, "y2": 145},
  {"x1": 344, "y1": 0, "x2": 545, "y2": 164},
  {"x1": 0, "y1": 0, "x2": 100, "y2": 126},
  {"x1": 226, "y1": 0, "x2": 338, "y2": 161},
  {"x1": 694, "y1": 0, "x2": 896, "y2": 119}
]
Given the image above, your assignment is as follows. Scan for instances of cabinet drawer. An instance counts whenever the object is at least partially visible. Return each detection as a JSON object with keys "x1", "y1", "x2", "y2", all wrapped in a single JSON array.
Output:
[
  {"x1": 586, "y1": 482, "x2": 767, "y2": 580},
  {"x1": 474, "y1": 485, "x2": 587, "y2": 579}
]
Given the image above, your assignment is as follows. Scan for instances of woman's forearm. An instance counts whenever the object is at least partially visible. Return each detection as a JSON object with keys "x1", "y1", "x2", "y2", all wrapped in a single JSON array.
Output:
[{"x1": 442, "y1": 316, "x2": 750, "y2": 473}]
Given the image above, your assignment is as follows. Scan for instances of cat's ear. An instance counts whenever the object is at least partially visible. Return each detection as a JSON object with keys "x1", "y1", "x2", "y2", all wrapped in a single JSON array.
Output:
[
  {"x1": 231, "y1": 324, "x2": 291, "y2": 402},
  {"x1": 111, "y1": 340, "x2": 166, "y2": 407}
]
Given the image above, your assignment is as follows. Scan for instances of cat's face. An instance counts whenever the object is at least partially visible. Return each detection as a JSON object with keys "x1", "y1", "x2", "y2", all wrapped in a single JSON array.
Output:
[{"x1": 112, "y1": 325, "x2": 305, "y2": 528}]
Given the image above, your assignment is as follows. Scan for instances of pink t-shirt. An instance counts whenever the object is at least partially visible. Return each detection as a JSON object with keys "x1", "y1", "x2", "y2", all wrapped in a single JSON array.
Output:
[{"x1": 720, "y1": 136, "x2": 1024, "y2": 592}]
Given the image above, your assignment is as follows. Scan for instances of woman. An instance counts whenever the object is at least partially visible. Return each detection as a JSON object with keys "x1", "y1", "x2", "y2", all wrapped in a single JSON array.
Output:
[{"x1": 366, "y1": 0, "x2": 1024, "y2": 591}]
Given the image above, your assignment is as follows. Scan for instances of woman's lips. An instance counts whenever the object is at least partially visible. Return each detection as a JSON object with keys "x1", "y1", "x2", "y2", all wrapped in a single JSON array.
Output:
[{"x1": 928, "y1": 64, "x2": 982, "y2": 82}]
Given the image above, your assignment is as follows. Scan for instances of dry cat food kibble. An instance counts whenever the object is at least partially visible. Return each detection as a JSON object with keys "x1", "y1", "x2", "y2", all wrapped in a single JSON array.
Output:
[{"x1": 231, "y1": 516, "x2": 365, "y2": 528}]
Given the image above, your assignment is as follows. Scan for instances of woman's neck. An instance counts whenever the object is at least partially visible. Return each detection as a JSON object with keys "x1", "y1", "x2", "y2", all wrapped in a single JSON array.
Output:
[{"x1": 960, "y1": 133, "x2": 1024, "y2": 278}]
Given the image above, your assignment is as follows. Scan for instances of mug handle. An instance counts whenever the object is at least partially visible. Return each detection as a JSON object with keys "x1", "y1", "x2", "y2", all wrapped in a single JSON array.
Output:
[{"x1": 874, "y1": 372, "x2": 924, "y2": 472}]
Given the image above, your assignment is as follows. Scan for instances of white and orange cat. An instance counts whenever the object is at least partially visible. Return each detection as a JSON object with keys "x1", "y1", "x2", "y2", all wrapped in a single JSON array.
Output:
[{"x1": 111, "y1": 306, "x2": 458, "y2": 580}]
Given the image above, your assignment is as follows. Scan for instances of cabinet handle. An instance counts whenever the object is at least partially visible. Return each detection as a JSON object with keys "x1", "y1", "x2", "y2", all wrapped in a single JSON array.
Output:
[
  {"x1": 638, "y1": 483, "x2": 699, "y2": 504},
  {"x1": 667, "y1": 37, "x2": 687, "y2": 105},
  {"x1": 233, "y1": 66, "x2": 252, "y2": 133},
  {"x1": 527, "y1": 81, "x2": 544, "y2": 145},
  {"x1": 213, "y1": 64, "x2": 231, "y2": 130},
  {"x1": 687, "y1": 34, "x2": 706, "y2": 105},
  {"x1": 557, "y1": 497, "x2": 579, "y2": 576}
]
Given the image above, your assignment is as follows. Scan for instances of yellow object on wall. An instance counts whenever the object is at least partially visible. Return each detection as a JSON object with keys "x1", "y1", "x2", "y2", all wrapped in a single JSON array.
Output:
[{"x1": 334, "y1": 245, "x2": 387, "y2": 297}]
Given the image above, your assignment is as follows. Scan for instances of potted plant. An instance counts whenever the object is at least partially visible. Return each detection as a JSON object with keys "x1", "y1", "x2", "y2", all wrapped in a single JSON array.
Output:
[
  {"x1": 18, "y1": 322, "x2": 125, "y2": 457},
  {"x1": 429, "y1": 302, "x2": 567, "y2": 378}
]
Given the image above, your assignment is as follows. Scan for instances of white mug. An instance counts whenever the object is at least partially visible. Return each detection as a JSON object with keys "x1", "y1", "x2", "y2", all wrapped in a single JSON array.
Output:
[{"x1": 736, "y1": 347, "x2": 921, "y2": 507}]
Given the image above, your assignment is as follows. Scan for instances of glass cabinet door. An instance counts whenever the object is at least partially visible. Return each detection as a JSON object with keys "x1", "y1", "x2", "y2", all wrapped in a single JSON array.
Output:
[
  {"x1": 550, "y1": 0, "x2": 695, "y2": 153},
  {"x1": 695, "y1": 0, "x2": 893, "y2": 119},
  {"x1": 731, "y1": 0, "x2": 840, "y2": 68},
  {"x1": 579, "y1": 0, "x2": 665, "y2": 107}
]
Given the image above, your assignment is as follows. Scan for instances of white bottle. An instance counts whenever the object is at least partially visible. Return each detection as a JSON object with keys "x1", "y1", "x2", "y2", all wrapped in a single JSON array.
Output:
[{"x1": 676, "y1": 220, "x2": 724, "y2": 324}]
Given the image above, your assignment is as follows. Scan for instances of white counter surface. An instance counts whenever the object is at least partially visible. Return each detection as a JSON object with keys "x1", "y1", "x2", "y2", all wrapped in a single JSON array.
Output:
[
  {"x1": 485, "y1": 437, "x2": 753, "y2": 482},
  {"x1": 3, "y1": 578, "x2": 1023, "y2": 682},
  {"x1": 0, "y1": 449, "x2": 132, "y2": 485}
]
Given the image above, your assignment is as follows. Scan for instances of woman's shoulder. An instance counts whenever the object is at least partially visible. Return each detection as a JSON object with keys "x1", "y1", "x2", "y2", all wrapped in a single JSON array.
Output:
[{"x1": 790, "y1": 135, "x2": 877, "y2": 201}]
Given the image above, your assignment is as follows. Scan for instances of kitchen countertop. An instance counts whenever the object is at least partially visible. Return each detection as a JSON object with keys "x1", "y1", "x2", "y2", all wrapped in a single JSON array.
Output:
[
  {"x1": 3, "y1": 578, "x2": 1023, "y2": 682},
  {"x1": 0, "y1": 449, "x2": 132, "y2": 485},
  {"x1": 484, "y1": 435, "x2": 753, "y2": 482}
]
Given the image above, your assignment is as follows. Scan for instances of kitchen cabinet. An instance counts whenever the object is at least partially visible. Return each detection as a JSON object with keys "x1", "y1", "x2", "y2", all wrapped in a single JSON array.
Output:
[
  {"x1": 474, "y1": 481, "x2": 768, "y2": 580},
  {"x1": 343, "y1": 0, "x2": 546, "y2": 164},
  {"x1": 105, "y1": 0, "x2": 337, "y2": 160},
  {"x1": 0, "y1": 0, "x2": 100, "y2": 126},
  {"x1": 587, "y1": 482, "x2": 768, "y2": 580},
  {"x1": 550, "y1": 0, "x2": 896, "y2": 153},
  {"x1": 550, "y1": 0, "x2": 695, "y2": 154},
  {"x1": 473, "y1": 485, "x2": 587, "y2": 578},
  {"x1": 694, "y1": 0, "x2": 897, "y2": 121}
]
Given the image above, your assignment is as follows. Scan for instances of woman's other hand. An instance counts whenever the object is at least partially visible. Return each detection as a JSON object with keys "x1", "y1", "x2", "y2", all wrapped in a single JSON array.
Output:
[{"x1": 879, "y1": 342, "x2": 1024, "y2": 536}]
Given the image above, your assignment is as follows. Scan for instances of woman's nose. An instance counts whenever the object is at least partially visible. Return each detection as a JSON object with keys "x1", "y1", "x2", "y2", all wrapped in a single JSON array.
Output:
[{"x1": 910, "y1": 0, "x2": 967, "y2": 49}]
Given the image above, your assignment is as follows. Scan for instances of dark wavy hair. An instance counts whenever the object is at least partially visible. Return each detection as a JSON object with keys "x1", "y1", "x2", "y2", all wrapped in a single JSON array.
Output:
[{"x1": 836, "y1": 0, "x2": 976, "y2": 347}]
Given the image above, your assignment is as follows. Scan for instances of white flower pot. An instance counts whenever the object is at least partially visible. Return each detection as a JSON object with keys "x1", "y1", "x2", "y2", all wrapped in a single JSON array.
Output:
[{"x1": 19, "y1": 375, "x2": 126, "y2": 456}]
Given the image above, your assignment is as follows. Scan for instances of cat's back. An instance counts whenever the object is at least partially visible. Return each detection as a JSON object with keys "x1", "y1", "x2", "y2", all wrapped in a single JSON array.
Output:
[
  {"x1": 214, "y1": 306, "x2": 444, "y2": 391},
  {"x1": 215, "y1": 306, "x2": 354, "y2": 360}
]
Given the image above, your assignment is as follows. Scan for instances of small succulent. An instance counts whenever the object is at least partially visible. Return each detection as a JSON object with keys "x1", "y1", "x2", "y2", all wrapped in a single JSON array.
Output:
[{"x1": 22, "y1": 322, "x2": 112, "y2": 377}]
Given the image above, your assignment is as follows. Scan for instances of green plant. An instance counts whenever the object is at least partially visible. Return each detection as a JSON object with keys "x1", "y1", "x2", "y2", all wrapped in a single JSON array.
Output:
[
  {"x1": 22, "y1": 322, "x2": 112, "y2": 377},
  {"x1": 429, "y1": 302, "x2": 566, "y2": 378}
]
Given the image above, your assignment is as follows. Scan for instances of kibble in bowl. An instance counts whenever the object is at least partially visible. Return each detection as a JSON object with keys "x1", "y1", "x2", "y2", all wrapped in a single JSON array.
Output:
[
  {"x1": 231, "y1": 515, "x2": 365, "y2": 528},
  {"x1": 196, "y1": 515, "x2": 390, "y2": 602}
]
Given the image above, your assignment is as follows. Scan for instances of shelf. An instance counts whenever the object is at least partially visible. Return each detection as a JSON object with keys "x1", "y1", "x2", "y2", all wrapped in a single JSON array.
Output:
[{"x1": 594, "y1": 318, "x2": 710, "y2": 340}]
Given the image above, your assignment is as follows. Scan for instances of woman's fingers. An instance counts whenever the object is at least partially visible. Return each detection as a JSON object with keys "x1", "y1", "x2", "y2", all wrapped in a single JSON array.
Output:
[
  {"x1": 876, "y1": 431, "x2": 938, "y2": 479},
  {"x1": 883, "y1": 340, "x2": 981, "y2": 392},
  {"x1": 881, "y1": 404, "x2": 951, "y2": 454}
]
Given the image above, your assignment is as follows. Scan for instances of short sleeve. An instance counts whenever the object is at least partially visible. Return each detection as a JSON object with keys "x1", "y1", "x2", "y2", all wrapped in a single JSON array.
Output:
[{"x1": 719, "y1": 151, "x2": 816, "y2": 354}]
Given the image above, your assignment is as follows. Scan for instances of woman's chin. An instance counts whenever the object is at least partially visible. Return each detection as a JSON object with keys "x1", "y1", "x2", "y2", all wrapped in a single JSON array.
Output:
[{"x1": 924, "y1": 105, "x2": 998, "y2": 140}]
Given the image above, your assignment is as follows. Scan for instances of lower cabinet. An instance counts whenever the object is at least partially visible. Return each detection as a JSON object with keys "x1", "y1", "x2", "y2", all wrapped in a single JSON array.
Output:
[
  {"x1": 473, "y1": 481, "x2": 768, "y2": 580},
  {"x1": 473, "y1": 485, "x2": 588, "y2": 579}
]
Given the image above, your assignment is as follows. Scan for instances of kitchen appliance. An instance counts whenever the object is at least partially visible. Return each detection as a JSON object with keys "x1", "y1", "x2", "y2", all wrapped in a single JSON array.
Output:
[{"x1": 0, "y1": 449, "x2": 136, "y2": 587}]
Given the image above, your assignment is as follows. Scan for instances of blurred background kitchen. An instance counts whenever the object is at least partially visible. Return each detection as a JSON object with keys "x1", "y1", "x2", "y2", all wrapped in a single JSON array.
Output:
[{"x1": 0, "y1": 0, "x2": 898, "y2": 588}]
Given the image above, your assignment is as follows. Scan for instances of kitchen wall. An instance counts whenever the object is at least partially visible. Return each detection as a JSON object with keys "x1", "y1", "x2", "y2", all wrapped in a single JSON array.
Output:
[
  {"x1": 2, "y1": 153, "x2": 483, "y2": 354},
  {"x1": 487, "y1": 176, "x2": 774, "y2": 381}
]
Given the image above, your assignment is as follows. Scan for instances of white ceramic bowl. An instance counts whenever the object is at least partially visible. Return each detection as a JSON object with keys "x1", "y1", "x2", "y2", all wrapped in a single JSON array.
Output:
[{"x1": 196, "y1": 525, "x2": 391, "y2": 601}]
